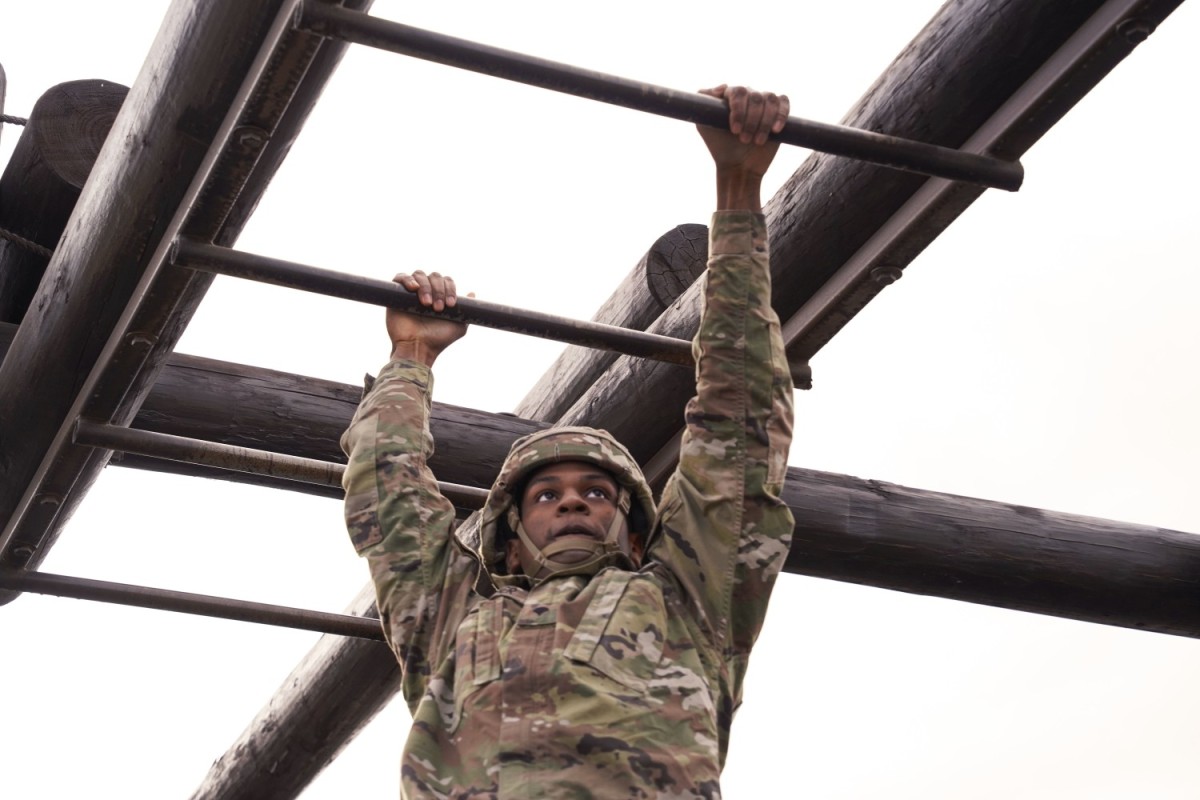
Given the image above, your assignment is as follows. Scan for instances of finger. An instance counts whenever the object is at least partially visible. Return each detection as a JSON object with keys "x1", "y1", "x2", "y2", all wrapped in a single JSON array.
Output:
[
  {"x1": 392, "y1": 272, "x2": 420, "y2": 293},
  {"x1": 773, "y1": 93, "x2": 790, "y2": 134},
  {"x1": 754, "y1": 92, "x2": 782, "y2": 145},
  {"x1": 698, "y1": 83, "x2": 727, "y2": 100},
  {"x1": 427, "y1": 271, "x2": 449, "y2": 311},
  {"x1": 725, "y1": 85, "x2": 749, "y2": 137},
  {"x1": 444, "y1": 275, "x2": 459, "y2": 307},
  {"x1": 408, "y1": 269, "x2": 433, "y2": 306},
  {"x1": 742, "y1": 91, "x2": 768, "y2": 145}
]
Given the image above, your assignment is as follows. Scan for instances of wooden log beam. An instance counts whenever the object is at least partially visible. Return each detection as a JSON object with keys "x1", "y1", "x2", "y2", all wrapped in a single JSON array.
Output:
[
  {"x1": 0, "y1": 0, "x2": 376, "y2": 603},
  {"x1": 190, "y1": 583, "x2": 401, "y2": 800},
  {"x1": 0, "y1": 321, "x2": 543, "y2": 503},
  {"x1": 0, "y1": 80, "x2": 129, "y2": 324},
  {"x1": 0, "y1": 64, "x2": 6, "y2": 146},
  {"x1": 7, "y1": 312, "x2": 1192, "y2": 635},
  {"x1": 779, "y1": 468, "x2": 1200, "y2": 638},
  {"x1": 10, "y1": 313, "x2": 1192, "y2": 639},
  {"x1": 557, "y1": 0, "x2": 1187, "y2": 469},
  {"x1": 193, "y1": 1, "x2": 1190, "y2": 797}
]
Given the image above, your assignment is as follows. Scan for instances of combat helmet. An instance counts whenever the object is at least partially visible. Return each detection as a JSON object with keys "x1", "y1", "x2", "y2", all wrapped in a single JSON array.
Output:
[{"x1": 477, "y1": 426, "x2": 658, "y2": 583}]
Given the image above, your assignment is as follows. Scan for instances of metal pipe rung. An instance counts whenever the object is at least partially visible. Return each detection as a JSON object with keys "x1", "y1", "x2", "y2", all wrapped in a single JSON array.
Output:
[
  {"x1": 0, "y1": 568, "x2": 386, "y2": 640},
  {"x1": 294, "y1": 0, "x2": 1023, "y2": 191},
  {"x1": 73, "y1": 419, "x2": 490, "y2": 509},
  {"x1": 171, "y1": 239, "x2": 812, "y2": 386}
]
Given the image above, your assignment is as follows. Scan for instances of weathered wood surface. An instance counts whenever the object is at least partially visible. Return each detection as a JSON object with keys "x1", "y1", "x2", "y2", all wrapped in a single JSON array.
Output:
[
  {"x1": 191, "y1": 582, "x2": 401, "y2": 800},
  {"x1": 0, "y1": 80, "x2": 128, "y2": 323},
  {"x1": 562, "y1": 0, "x2": 1188, "y2": 467},
  {"x1": 0, "y1": 321, "x2": 542, "y2": 503},
  {"x1": 191, "y1": 2, "x2": 1194, "y2": 797},
  {"x1": 0, "y1": 0, "x2": 375, "y2": 602},
  {"x1": 0, "y1": 64, "x2": 6, "y2": 147},
  {"x1": 780, "y1": 467, "x2": 1200, "y2": 637},
  {"x1": 516, "y1": 223, "x2": 707, "y2": 422}
]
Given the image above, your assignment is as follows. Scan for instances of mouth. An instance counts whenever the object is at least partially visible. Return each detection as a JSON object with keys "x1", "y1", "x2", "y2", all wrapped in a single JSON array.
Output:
[{"x1": 552, "y1": 524, "x2": 598, "y2": 540}]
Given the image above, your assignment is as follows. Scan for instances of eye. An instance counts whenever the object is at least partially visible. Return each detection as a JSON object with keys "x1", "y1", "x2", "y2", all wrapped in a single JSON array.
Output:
[
  {"x1": 585, "y1": 486, "x2": 612, "y2": 500},
  {"x1": 533, "y1": 489, "x2": 557, "y2": 503}
]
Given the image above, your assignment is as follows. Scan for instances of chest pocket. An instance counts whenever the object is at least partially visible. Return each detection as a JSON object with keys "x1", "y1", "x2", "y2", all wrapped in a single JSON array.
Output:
[
  {"x1": 563, "y1": 571, "x2": 666, "y2": 692},
  {"x1": 449, "y1": 600, "x2": 504, "y2": 733}
]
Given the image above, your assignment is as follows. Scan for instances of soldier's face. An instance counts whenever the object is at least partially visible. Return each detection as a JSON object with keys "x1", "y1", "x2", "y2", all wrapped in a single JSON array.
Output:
[{"x1": 505, "y1": 461, "x2": 641, "y2": 575}]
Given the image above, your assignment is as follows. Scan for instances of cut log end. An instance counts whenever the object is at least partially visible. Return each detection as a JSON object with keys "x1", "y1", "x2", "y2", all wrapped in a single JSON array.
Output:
[{"x1": 28, "y1": 80, "x2": 129, "y2": 188}]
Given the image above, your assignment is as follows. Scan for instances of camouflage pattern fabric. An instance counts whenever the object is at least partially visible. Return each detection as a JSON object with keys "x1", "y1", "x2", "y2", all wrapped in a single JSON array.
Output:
[{"x1": 340, "y1": 211, "x2": 795, "y2": 799}]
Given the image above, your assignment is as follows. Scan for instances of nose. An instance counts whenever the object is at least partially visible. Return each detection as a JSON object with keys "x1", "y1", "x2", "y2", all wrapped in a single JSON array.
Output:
[{"x1": 557, "y1": 489, "x2": 588, "y2": 513}]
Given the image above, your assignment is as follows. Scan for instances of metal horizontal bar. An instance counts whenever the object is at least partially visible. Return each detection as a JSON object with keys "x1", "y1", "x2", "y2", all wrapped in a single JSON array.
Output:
[
  {"x1": 73, "y1": 420, "x2": 489, "y2": 510},
  {"x1": 294, "y1": 0, "x2": 1024, "y2": 191},
  {"x1": 171, "y1": 237, "x2": 697, "y2": 366},
  {"x1": 0, "y1": 568, "x2": 385, "y2": 640}
]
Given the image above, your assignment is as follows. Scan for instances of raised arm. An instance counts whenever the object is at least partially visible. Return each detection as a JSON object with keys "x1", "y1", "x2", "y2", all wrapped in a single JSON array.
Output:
[
  {"x1": 654, "y1": 85, "x2": 795, "y2": 668},
  {"x1": 339, "y1": 271, "x2": 475, "y2": 709}
]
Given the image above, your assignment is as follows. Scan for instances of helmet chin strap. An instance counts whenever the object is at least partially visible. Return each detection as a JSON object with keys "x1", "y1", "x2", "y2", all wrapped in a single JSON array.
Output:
[{"x1": 508, "y1": 488, "x2": 634, "y2": 582}]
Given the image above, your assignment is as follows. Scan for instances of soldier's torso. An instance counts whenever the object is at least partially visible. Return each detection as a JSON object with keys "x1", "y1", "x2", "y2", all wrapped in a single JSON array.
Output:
[{"x1": 402, "y1": 569, "x2": 727, "y2": 800}]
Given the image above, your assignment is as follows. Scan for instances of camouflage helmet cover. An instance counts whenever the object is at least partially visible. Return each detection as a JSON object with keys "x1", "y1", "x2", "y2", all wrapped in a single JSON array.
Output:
[{"x1": 476, "y1": 426, "x2": 658, "y2": 579}]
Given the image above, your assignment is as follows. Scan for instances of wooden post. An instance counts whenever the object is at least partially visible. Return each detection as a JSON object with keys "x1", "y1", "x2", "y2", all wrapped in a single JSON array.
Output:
[{"x1": 0, "y1": 80, "x2": 128, "y2": 324}]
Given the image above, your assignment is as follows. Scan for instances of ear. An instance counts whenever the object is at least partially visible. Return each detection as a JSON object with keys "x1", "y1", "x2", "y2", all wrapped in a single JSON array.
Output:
[
  {"x1": 504, "y1": 538, "x2": 522, "y2": 575},
  {"x1": 630, "y1": 531, "x2": 645, "y2": 565}
]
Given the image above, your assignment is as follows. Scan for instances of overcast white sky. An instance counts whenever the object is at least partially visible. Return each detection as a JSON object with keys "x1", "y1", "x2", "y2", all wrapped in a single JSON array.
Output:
[{"x1": 2, "y1": 1, "x2": 1198, "y2": 798}]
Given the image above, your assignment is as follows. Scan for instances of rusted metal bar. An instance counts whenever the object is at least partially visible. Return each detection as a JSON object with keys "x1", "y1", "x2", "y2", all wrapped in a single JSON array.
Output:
[
  {"x1": 72, "y1": 420, "x2": 489, "y2": 510},
  {"x1": 293, "y1": 0, "x2": 1024, "y2": 191},
  {"x1": 171, "y1": 237, "x2": 697, "y2": 367},
  {"x1": 0, "y1": 569, "x2": 385, "y2": 640}
]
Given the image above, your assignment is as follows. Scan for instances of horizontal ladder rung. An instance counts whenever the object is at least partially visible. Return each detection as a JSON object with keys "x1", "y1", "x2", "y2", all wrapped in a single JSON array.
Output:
[
  {"x1": 73, "y1": 420, "x2": 489, "y2": 510},
  {"x1": 172, "y1": 239, "x2": 813, "y2": 385},
  {"x1": 0, "y1": 568, "x2": 385, "y2": 640},
  {"x1": 172, "y1": 237, "x2": 701, "y2": 362},
  {"x1": 294, "y1": 1, "x2": 1023, "y2": 191}
]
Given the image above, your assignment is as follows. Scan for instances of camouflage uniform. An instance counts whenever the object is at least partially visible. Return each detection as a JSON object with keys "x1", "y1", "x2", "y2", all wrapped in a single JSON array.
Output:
[{"x1": 341, "y1": 211, "x2": 794, "y2": 799}]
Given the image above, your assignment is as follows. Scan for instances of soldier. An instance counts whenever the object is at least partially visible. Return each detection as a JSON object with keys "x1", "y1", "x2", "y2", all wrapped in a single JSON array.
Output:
[{"x1": 341, "y1": 84, "x2": 794, "y2": 799}]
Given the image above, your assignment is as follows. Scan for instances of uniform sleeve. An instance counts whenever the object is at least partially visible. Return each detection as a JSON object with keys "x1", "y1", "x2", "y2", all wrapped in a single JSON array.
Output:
[
  {"x1": 339, "y1": 359, "x2": 475, "y2": 709},
  {"x1": 653, "y1": 211, "x2": 795, "y2": 664}
]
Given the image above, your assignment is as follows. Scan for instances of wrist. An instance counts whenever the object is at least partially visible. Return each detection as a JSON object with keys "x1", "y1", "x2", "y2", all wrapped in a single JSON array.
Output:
[
  {"x1": 390, "y1": 339, "x2": 440, "y2": 367},
  {"x1": 714, "y1": 167, "x2": 764, "y2": 212}
]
